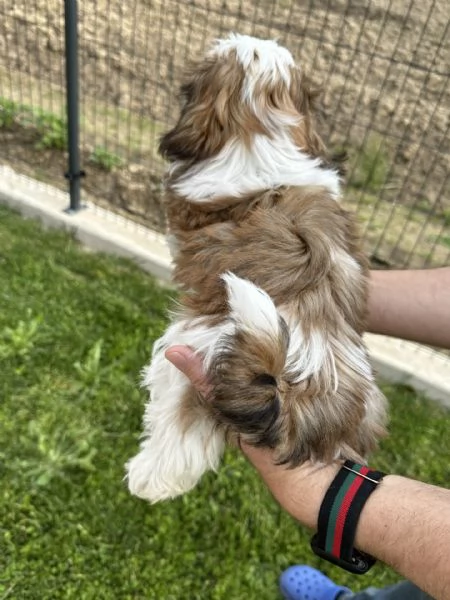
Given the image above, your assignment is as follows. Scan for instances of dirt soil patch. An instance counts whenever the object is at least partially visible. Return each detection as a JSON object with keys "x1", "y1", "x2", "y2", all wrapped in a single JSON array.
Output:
[{"x1": 0, "y1": 123, "x2": 166, "y2": 231}]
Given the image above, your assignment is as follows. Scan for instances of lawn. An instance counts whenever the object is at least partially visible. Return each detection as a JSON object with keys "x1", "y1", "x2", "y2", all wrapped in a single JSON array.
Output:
[{"x1": 0, "y1": 204, "x2": 449, "y2": 600}]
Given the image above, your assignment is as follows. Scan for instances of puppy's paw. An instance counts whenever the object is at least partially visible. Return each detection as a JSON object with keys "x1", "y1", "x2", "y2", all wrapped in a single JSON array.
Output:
[
  {"x1": 126, "y1": 420, "x2": 225, "y2": 503},
  {"x1": 126, "y1": 446, "x2": 200, "y2": 502}
]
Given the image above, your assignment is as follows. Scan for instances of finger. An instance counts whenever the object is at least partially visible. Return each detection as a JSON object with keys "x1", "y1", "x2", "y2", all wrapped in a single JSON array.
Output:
[{"x1": 165, "y1": 345, "x2": 212, "y2": 397}]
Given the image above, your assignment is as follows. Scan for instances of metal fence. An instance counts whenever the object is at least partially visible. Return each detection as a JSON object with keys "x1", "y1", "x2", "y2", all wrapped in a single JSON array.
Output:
[{"x1": 0, "y1": 0, "x2": 449, "y2": 268}]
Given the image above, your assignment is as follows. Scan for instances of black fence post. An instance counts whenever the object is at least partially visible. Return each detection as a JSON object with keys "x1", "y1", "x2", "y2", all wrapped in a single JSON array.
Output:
[{"x1": 63, "y1": 0, "x2": 84, "y2": 212}]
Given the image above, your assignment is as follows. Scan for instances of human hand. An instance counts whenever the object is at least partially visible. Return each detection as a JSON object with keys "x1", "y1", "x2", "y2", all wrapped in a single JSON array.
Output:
[{"x1": 165, "y1": 345, "x2": 339, "y2": 530}]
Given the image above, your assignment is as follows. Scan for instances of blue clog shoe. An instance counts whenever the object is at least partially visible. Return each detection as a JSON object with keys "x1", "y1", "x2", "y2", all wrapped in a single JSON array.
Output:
[{"x1": 280, "y1": 565, "x2": 352, "y2": 600}]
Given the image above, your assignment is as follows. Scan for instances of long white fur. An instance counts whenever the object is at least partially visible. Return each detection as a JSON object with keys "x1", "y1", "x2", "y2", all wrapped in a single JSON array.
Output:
[
  {"x1": 222, "y1": 272, "x2": 281, "y2": 338},
  {"x1": 127, "y1": 273, "x2": 285, "y2": 502},
  {"x1": 126, "y1": 317, "x2": 230, "y2": 503},
  {"x1": 210, "y1": 33, "x2": 295, "y2": 96},
  {"x1": 172, "y1": 133, "x2": 340, "y2": 202},
  {"x1": 279, "y1": 306, "x2": 335, "y2": 389}
]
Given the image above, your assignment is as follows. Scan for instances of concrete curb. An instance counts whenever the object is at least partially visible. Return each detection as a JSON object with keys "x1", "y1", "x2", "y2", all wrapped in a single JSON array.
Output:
[
  {"x1": 0, "y1": 165, "x2": 172, "y2": 282},
  {"x1": 1, "y1": 164, "x2": 449, "y2": 408},
  {"x1": 365, "y1": 334, "x2": 449, "y2": 408}
]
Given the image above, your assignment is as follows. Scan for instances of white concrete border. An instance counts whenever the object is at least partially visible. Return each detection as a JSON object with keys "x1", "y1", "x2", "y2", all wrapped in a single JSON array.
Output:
[
  {"x1": 0, "y1": 165, "x2": 172, "y2": 282},
  {"x1": 0, "y1": 164, "x2": 449, "y2": 407},
  {"x1": 366, "y1": 334, "x2": 449, "y2": 408}
]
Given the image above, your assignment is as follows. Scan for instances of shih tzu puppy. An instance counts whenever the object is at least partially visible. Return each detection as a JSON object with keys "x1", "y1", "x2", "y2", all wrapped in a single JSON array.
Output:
[{"x1": 126, "y1": 34, "x2": 387, "y2": 503}]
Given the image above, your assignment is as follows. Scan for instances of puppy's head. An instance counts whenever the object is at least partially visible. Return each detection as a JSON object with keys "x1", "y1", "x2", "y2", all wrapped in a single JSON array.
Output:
[{"x1": 159, "y1": 33, "x2": 326, "y2": 163}]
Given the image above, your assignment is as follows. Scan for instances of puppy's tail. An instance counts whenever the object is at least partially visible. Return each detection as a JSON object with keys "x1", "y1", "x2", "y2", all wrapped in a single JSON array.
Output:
[{"x1": 208, "y1": 272, "x2": 289, "y2": 448}]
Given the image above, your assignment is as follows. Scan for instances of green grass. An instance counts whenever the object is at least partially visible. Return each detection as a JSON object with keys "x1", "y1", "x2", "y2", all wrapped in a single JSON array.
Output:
[
  {"x1": 0, "y1": 98, "x2": 16, "y2": 128},
  {"x1": 88, "y1": 146, "x2": 123, "y2": 171},
  {"x1": 347, "y1": 135, "x2": 389, "y2": 193},
  {"x1": 0, "y1": 97, "x2": 67, "y2": 150},
  {"x1": 0, "y1": 205, "x2": 449, "y2": 599}
]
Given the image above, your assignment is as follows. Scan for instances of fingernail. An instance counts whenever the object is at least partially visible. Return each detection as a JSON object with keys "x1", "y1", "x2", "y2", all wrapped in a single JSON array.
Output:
[{"x1": 165, "y1": 349, "x2": 188, "y2": 372}]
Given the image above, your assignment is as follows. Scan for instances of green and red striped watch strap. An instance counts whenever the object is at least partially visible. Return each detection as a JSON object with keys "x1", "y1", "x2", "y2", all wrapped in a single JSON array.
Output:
[{"x1": 311, "y1": 460, "x2": 385, "y2": 574}]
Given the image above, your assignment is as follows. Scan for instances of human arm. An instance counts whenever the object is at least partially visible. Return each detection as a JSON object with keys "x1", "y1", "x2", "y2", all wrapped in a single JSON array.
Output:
[
  {"x1": 243, "y1": 444, "x2": 450, "y2": 600},
  {"x1": 367, "y1": 267, "x2": 450, "y2": 348},
  {"x1": 165, "y1": 346, "x2": 450, "y2": 600}
]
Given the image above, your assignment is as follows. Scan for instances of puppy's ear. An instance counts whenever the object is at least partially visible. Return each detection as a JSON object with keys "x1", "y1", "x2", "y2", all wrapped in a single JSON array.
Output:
[
  {"x1": 159, "y1": 57, "x2": 263, "y2": 162},
  {"x1": 288, "y1": 67, "x2": 322, "y2": 111},
  {"x1": 288, "y1": 68, "x2": 329, "y2": 159},
  {"x1": 158, "y1": 109, "x2": 223, "y2": 162},
  {"x1": 159, "y1": 124, "x2": 201, "y2": 162},
  {"x1": 158, "y1": 60, "x2": 230, "y2": 162},
  {"x1": 159, "y1": 81, "x2": 198, "y2": 160}
]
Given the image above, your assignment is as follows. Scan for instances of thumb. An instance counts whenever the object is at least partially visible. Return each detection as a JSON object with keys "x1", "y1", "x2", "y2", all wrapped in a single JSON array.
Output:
[{"x1": 165, "y1": 345, "x2": 211, "y2": 397}]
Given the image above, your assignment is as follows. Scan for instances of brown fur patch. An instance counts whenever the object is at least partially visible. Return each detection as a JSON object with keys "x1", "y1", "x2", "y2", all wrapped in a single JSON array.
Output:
[
  {"x1": 170, "y1": 187, "x2": 368, "y2": 333},
  {"x1": 159, "y1": 53, "x2": 268, "y2": 163},
  {"x1": 208, "y1": 322, "x2": 289, "y2": 448}
]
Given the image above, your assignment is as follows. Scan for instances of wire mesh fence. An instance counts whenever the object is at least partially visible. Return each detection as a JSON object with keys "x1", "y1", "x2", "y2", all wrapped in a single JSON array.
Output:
[{"x1": 0, "y1": 0, "x2": 449, "y2": 268}]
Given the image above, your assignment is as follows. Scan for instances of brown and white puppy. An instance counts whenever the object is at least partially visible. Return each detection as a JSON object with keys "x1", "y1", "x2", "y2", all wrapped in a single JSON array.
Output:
[{"x1": 126, "y1": 34, "x2": 387, "y2": 503}]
